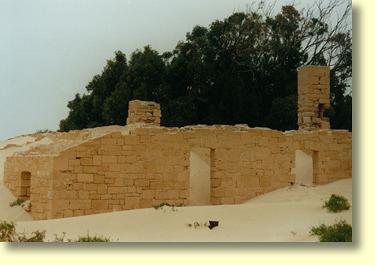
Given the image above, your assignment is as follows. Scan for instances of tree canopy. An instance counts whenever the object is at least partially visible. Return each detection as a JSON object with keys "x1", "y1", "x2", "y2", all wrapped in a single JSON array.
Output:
[{"x1": 59, "y1": 1, "x2": 352, "y2": 132}]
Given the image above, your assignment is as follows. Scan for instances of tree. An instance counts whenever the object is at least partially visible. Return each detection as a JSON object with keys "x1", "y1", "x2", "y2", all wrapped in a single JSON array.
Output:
[{"x1": 59, "y1": 0, "x2": 352, "y2": 132}]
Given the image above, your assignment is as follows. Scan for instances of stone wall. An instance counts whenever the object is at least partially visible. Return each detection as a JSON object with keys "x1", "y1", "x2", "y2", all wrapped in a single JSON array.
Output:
[
  {"x1": 126, "y1": 100, "x2": 161, "y2": 125},
  {"x1": 37, "y1": 125, "x2": 351, "y2": 220},
  {"x1": 4, "y1": 156, "x2": 55, "y2": 219},
  {"x1": 183, "y1": 126, "x2": 293, "y2": 205},
  {"x1": 287, "y1": 130, "x2": 352, "y2": 184},
  {"x1": 3, "y1": 125, "x2": 352, "y2": 220},
  {"x1": 48, "y1": 128, "x2": 188, "y2": 218},
  {"x1": 298, "y1": 65, "x2": 331, "y2": 130}
]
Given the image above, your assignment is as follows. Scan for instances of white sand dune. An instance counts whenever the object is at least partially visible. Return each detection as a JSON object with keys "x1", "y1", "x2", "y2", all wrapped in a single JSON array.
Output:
[
  {"x1": 0, "y1": 185, "x2": 33, "y2": 222},
  {"x1": 0, "y1": 132, "x2": 352, "y2": 242},
  {"x1": 13, "y1": 179, "x2": 351, "y2": 242}
]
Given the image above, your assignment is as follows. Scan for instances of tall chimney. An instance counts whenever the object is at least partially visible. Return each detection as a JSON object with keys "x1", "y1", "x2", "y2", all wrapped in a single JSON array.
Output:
[
  {"x1": 126, "y1": 100, "x2": 161, "y2": 126},
  {"x1": 297, "y1": 65, "x2": 331, "y2": 130}
]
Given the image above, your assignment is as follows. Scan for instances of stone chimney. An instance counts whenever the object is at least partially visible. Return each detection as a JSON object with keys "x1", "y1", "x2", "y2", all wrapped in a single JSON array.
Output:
[
  {"x1": 126, "y1": 100, "x2": 161, "y2": 126},
  {"x1": 297, "y1": 65, "x2": 331, "y2": 130}
]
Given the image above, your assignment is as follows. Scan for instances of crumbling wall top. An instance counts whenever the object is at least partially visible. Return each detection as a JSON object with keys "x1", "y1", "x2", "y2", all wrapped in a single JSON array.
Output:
[{"x1": 126, "y1": 100, "x2": 161, "y2": 126}]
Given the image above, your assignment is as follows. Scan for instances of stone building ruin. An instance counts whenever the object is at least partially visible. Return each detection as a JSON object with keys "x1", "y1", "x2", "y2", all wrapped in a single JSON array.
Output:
[{"x1": 3, "y1": 65, "x2": 352, "y2": 220}]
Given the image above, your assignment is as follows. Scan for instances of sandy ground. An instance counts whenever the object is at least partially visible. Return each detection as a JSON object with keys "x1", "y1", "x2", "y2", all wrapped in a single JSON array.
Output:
[
  {"x1": 0, "y1": 185, "x2": 33, "y2": 222},
  {"x1": 0, "y1": 133, "x2": 352, "y2": 242},
  {"x1": 10, "y1": 179, "x2": 351, "y2": 242}
]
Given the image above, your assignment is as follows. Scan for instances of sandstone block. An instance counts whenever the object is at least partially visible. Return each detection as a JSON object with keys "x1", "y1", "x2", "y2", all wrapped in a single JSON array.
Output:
[
  {"x1": 92, "y1": 200, "x2": 109, "y2": 210},
  {"x1": 125, "y1": 197, "x2": 140, "y2": 209},
  {"x1": 77, "y1": 173, "x2": 93, "y2": 183}
]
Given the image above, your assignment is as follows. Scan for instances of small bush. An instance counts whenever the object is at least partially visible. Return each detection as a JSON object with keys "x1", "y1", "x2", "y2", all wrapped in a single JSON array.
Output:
[
  {"x1": 53, "y1": 232, "x2": 70, "y2": 242},
  {"x1": 55, "y1": 233, "x2": 111, "y2": 242},
  {"x1": 153, "y1": 202, "x2": 173, "y2": 210},
  {"x1": 17, "y1": 231, "x2": 46, "y2": 242},
  {"x1": 0, "y1": 221, "x2": 45, "y2": 242},
  {"x1": 0, "y1": 221, "x2": 16, "y2": 242},
  {"x1": 323, "y1": 194, "x2": 351, "y2": 213},
  {"x1": 0, "y1": 221, "x2": 111, "y2": 242},
  {"x1": 76, "y1": 234, "x2": 110, "y2": 242},
  {"x1": 153, "y1": 202, "x2": 184, "y2": 210},
  {"x1": 310, "y1": 220, "x2": 352, "y2": 242},
  {"x1": 9, "y1": 199, "x2": 25, "y2": 207},
  {"x1": 35, "y1": 129, "x2": 53, "y2": 134}
]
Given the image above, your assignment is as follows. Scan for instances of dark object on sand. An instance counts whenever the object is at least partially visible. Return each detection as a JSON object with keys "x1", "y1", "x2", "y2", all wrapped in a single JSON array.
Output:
[{"x1": 208, "y1": 221, "x2": 219, "y2": 230}]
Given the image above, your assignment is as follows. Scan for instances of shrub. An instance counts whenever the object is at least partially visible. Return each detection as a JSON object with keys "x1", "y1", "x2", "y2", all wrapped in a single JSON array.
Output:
[
  {"x1": 9, "y1": 199, "x2": 25, "y2": 207},
  {"x1": 0, "y1": 221, "x2": 16, "y2": 242},
  {"x1": 35, "y1": 129, "x2": 53, "y2": 134},
  {"x1": 17, "y1": 231, "x2": 46, "y2": 242},
  {"x1": 53, "y1": 232, "x2": 69, "y2": 242},
  {"x1": 310, "y1": 220, "x2": 352, "y2": 242},
  {"x1": 0, "y1": 221, "x2": 45, "y2": 242},
  {"x1": 0, "y1": 221, "x2": 111, "y2": 242},
  {"x1": 323, "y1": 194, "x2": 351, "y2": 213},
  {"x1": 153, "y1": 202, "x2": 184, "y2": 210},
  {"x1": 153, "y1": 202, "x2": 173, "y2": 210},
  {"x1": 76, "y1": 234, "x2": 110, "y2": 242}
]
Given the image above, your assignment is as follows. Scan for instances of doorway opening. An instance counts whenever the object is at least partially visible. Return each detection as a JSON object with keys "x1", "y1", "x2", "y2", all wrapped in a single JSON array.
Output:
[
  {"x1": 189, "y1": 148, "x2": 212, "y2": 205},
  {"x1": 20, "y1": 171, "x2": 31, "y2": 200},
  {"x1": 294, "y1": 150, "x2": 313, "y2": 186}
]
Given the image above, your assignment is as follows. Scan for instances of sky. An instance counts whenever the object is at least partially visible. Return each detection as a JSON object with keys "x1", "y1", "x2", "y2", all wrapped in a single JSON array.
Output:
[{"x1": 0, "y1": 0, "x2": 350, "y2": 140}]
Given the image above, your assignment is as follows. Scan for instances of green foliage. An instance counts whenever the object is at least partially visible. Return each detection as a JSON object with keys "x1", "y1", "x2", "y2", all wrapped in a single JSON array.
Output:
[
  {"x1": 54, "y1": 233, "x2": 111, "y2": 242},
  {"x1": 0, "y1": 221, "x2": 111, "y2": 242},
  {"x1": 0, "y1": 221, "x2": 16, "y2": 242},
  {"x1": 0, "y1": 221, "x2": 45, "y2": 242},
  {"x1": 17, "y1": 231, "x2": 46, "y2": 242},
  {"x1": 53, "y1": 232, "x2": 69, "y2": 242},
  {"x1": 9, "y1": 198, "x2": 25, "y2": 207},
  {"x1": 75, "y1": 234, "x2": 111, "y2": 242},
  {"x1": 310, "y1": 220, "x2": 352, "y2": 242},
  {"x1": 153, "y1": 202, "x2": 172, "y2": 209},
  {"x1": 153, "y1": 202, "x2": 180, "y2": 210},
  {"x1": 35, "y1": 129, "x2": 53, "y2": 134},
  {"x1": 60, "y1": 2, "x2": 352, "y2": 132},
  {"x1": 323, "y1": 194, "x2": 351, "y2": 213}
]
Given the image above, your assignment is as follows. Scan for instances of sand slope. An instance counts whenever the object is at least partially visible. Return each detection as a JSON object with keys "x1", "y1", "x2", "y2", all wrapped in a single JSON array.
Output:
[
  {"x1": 14, "y1": 179, "x2": 352, "y2": 242},
  {"x1": 0, "y1": 185, "x2": 33, "y2": 222}
]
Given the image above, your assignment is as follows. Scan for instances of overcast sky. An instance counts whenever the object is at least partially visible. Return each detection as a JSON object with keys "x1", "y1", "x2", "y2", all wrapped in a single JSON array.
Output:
[{"x1": 0, "y1": 0, "x2": 350, "y2": 140}]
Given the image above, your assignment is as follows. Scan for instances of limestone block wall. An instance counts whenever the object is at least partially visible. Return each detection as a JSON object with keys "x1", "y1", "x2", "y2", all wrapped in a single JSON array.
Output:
[
  {"x1": 46, "y1": 125, "x2": 300, "y2": 219},
  {"x1": 49, "y1": 129, "x2": 189, "y2": 219},
  {"x1": 4, "y1": 156, "x2": 54, "y2": 219},
  {"x1": 287, "y1": 130, "x2": 352, "y2": 184},
  {"x1": 3, "y1": 125, "x2": 352, "y2": 220},
  {"x1": 126, "y1": 100, "x2": 161, "y2": 125},
  {"x1": 182, "y1": 126, "x2": 294, "y2": 205},
  {"x1": 298, "y1": 65, "x2": 331, "y2": 130}
]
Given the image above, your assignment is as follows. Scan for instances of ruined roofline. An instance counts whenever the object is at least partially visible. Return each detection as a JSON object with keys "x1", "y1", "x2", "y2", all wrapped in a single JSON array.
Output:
[
  {"x1": 10, "y1": 124, "x2": 140, "y2": 157},
  {"x1": 7, "y1": 122, "x2": 351, "y2": 158}
]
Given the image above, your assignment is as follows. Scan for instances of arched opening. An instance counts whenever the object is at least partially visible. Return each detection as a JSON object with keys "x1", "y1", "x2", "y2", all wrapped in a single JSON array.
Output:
[
  {"x1": 189, "y1": 148, "x2": 212, "y2": 205},
  {"x1": 20, "y1": 171, "x2": 31, "y2": 200}
]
